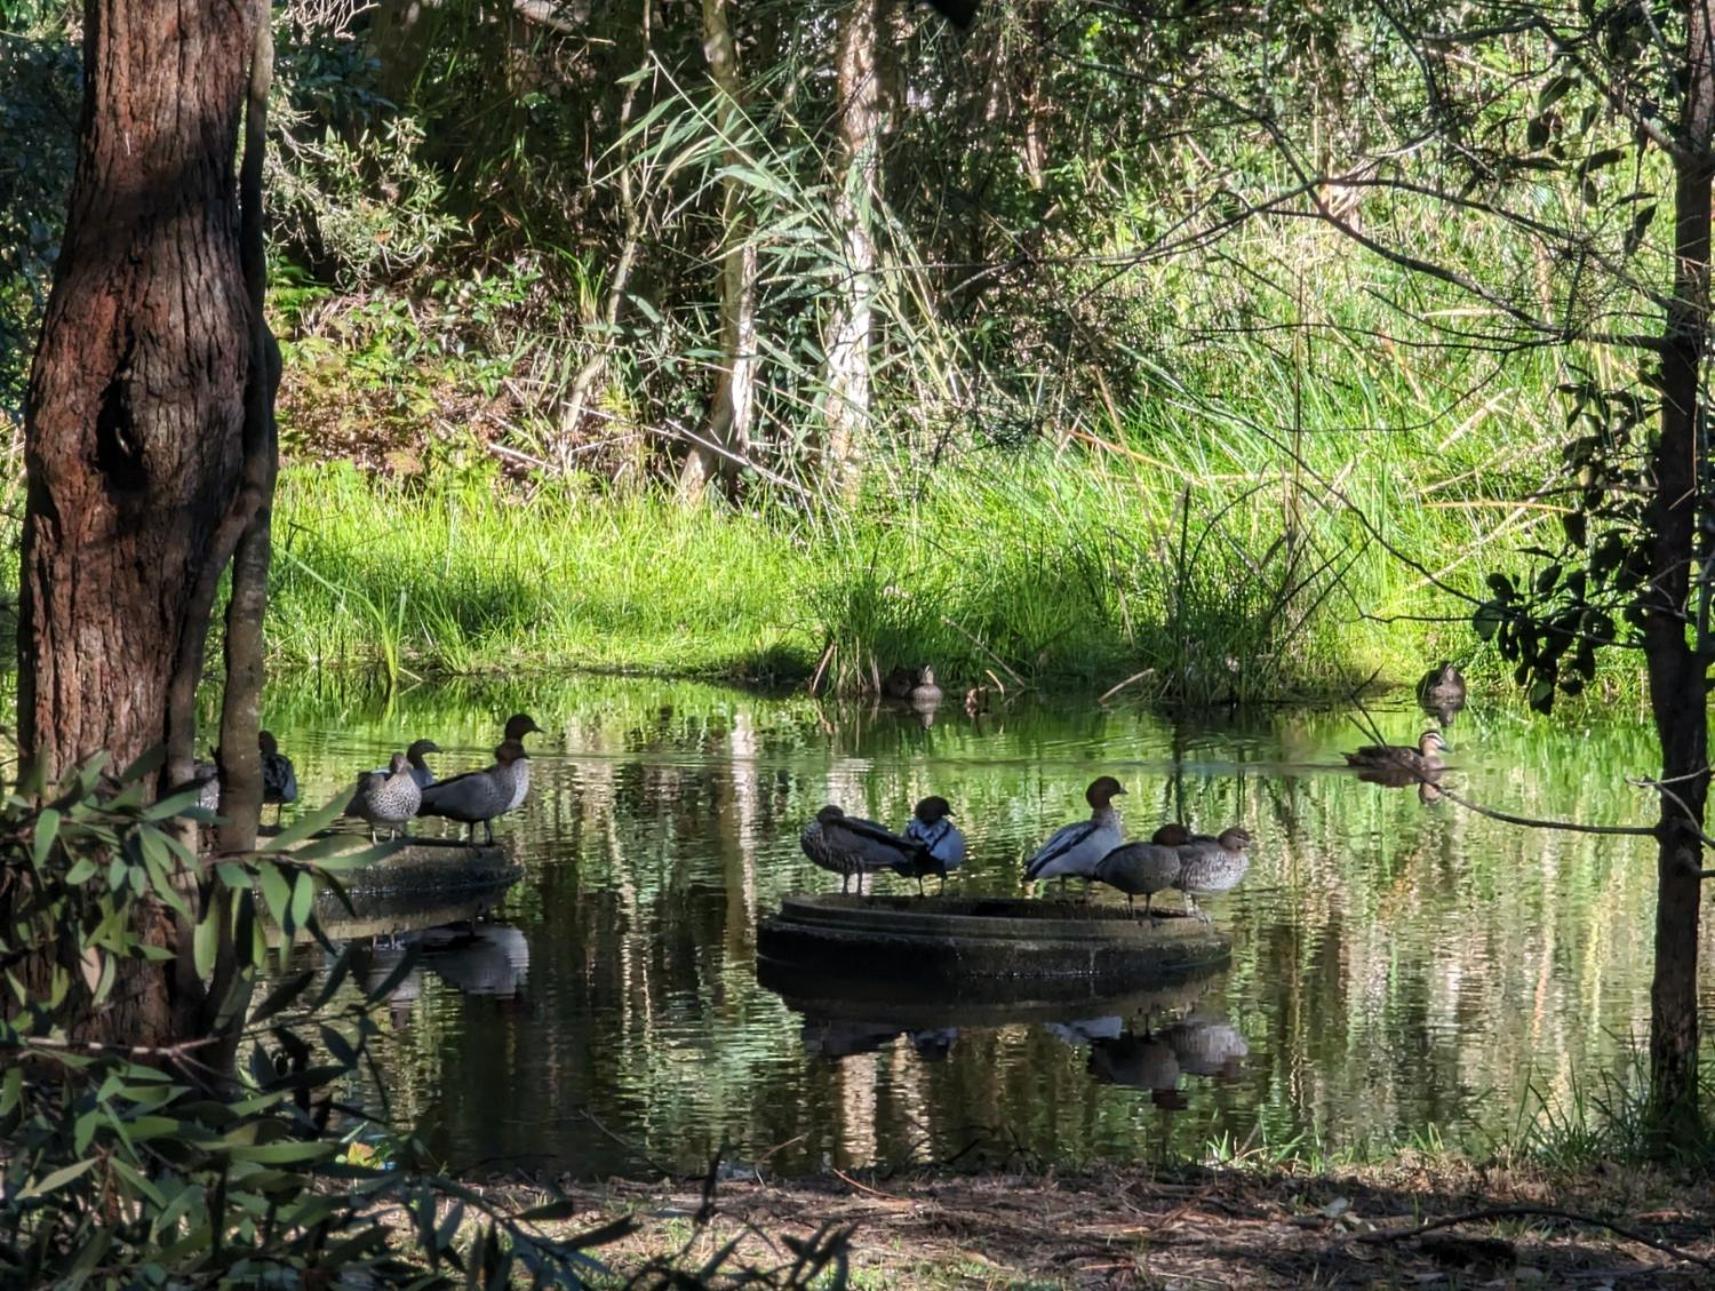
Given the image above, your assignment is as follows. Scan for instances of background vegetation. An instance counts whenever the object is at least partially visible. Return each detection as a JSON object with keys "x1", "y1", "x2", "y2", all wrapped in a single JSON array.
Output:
[{"x1": 0, "y1": 0, "x2": 1609, "y2": 700}]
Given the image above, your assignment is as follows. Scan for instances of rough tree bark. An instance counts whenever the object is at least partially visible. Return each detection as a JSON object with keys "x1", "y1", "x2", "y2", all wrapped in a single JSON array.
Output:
[
  {"x1": 679, "y1": 0, "x2": 759, "y2": 502},
  {"x1": 18, "y1": 0, "x2": 264, "y2": 1046},
  {"x1": 823, "y1": 0, "x2": 881, "y2": 499},
  {"x1": 1643, "y1": 0, "x2": 1714, "y2": 1136}
]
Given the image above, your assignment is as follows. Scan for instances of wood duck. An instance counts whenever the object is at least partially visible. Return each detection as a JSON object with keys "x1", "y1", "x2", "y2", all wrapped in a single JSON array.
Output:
[
  {"x1": 881, "y1": 666, "x2": 916, "y2": 701},
  {"x1": 895, "y1": 795, "x2": 965, "y2": 894},
  {"x1": 415, "y1": 740, "x2": 528, "y2": 844},
  {"x1": 370, "y1": 738, "x2": 441, "y2": 790},
  {"x1": 1093, "y1": 836, "x2": 1182, "y2": 916},
  {"x1": 909, "y1": 666, "x2": 943, "y2": 708},
  {"x1": 800, "y1": 805, "x2": 927, "y2": 895},
  {"x1": 348, "y1": 752, "x2": 423, "y2": 842},
  {"x1": 1416, "y1": 661, "x2": 1466, "y2": 723},
  {"x1": 1344, "y1": 729, "x2": 1447, "y2": 778},
  {"x1": 1171, "y1": 826, "x2": 1253, "y2": 922},
  {"x1": 500, "y1": 714, "x2": 543, "y2": 812},
  {"x1": 1024, "y1": 776, "x2": 1126, "y2": 887},
  {"x1": 259, "y1": 731, "x2": 297, "y2": 824}
]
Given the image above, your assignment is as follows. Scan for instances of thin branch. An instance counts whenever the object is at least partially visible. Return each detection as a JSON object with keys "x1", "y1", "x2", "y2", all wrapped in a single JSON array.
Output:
[{"x1": 1355, "y1": 1205, "x2": 1715, "y2": 1271}]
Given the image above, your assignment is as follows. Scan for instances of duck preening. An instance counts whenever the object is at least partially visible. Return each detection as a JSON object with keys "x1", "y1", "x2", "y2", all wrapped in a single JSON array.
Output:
[
  {"x1": 374, "y1": 738, "x2": 441, "y2": 790},
  {"x1": 1173, "y1": 827, "x2": 1253, "y2": 922},
  {"x1": 800, "y1": 804, "x2": 931, "y2": 895},
  {"x1": 1023, "y1": 776, "x2": 1126, "y2": 889},
  {"x1": 896, "y1": 795, "x2": 965, "y2": 894},
  {"x1": 260, "y1": 731, "x2": 297, "y2": 823},
  {"x1": 1343, "y1": 729, "x2": 1447, "y2": 781},
  {"x1": 415, "y1": 740, "x2": 528, "y2": 844},
  {"x1": 1092, "y1": 838, "x2": 1182, "y2": 916},
  {"x1": 347, "y1": 752, "x2": 423, "y2": 842},
  {"x1": 1416, "y1": 661, "x2": 1466, "y2": 723}
]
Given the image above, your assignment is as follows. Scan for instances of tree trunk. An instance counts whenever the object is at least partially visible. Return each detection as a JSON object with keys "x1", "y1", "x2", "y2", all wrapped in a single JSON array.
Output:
[
  {"x1": 216, "y1": 8, "x2": 281, "y2": 859},
  {"x1": 679, "y1": 0, "x2": 758, "y2": 503},
  {"x1": 1644, "y1": 0, "x2": 1714, "y2": 1138},
  {"x1": 18, "y1": 0, "x2": 262, "y2": 1047},
  {"x1": 823, "y1": 0, "x2": 881, "y2": 499}
]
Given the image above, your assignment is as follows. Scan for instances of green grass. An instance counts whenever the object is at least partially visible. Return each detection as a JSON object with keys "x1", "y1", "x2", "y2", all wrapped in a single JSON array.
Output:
[{"x1": 259, "y1": 214, "x2": 1641, "y2": 703}]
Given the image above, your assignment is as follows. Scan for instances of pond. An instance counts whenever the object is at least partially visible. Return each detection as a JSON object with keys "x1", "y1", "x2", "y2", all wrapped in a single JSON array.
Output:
[{"x1": 260, "y1": 677, "x2": 1712, "y2": 1178}]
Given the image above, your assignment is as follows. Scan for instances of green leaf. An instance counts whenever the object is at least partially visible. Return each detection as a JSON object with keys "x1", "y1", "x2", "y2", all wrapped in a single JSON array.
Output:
[
  {"x1": 20, "y1": 1156, "x2": 98, "y2": 1199},
  {"x1": 194, "y1": 909, "x2": 221, "y2": 979},
  {"x1": 266, "y1": 790, "x2": 354, "y2": 853},
  {"x1": 224, "y1": 1140, "x2": 338, "y2": 1165},
  {"x1": 289, "y1": 871, "x2": 315, "y2": 936},
  {"x1": 257, "y1": 862, "x2": 292, "y2": 926},
  {"x1": 64, "y1": 856, "x2": 97, "y2": 886},
  {"x1": 1473, "y1": 601, "x2": 1504, "y2": 641},
  {"x1": 31, "y1": 807, "x2": 60, "y2": 870},
  {"x1": 143, "y1": 785, "x2": 213, "y2": 822}
]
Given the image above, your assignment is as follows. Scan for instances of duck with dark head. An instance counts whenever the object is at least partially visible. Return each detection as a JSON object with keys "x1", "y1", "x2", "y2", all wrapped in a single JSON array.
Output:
[
  {"x1": 416, "y1": 740, "x2": 530, "y2": 844},
  {"x1": 893, "y1": 795, "x2": 965, "y2": 894},
  {"x1": 1023, "y1": 776, "x2": 1126, "y2": 893}
]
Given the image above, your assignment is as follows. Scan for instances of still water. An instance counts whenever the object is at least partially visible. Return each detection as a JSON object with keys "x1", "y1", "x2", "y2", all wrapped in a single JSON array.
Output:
[{"x1": 261, "y1": 678, "x2": 1713, "y2": 1177}]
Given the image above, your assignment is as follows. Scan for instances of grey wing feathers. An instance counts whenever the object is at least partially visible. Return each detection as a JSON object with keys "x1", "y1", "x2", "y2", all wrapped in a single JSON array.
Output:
[{"x1": 1025, "y1": 820, "x2": 1094, "y2": 879}]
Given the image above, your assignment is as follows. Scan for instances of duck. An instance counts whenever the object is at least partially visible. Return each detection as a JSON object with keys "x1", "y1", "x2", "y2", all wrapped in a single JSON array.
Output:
[
  {"x1": 1171, "y1": 826, "x2": 1253, "y2": 922},
  {"x1": 1416, "y1": 661, "x2": 1466, "y2": 723},
  {"x1": 800, "y1": 804, "x2": 928, "y2": 895},
  {"x1": 881, "y1": 666, "x2": 916, "y2": 701},
  {"x1": 964, "y1": 685, "x2": 989, "y2": 717},
  {"x1": 499, "y1": 714, "x2": 543, "y2": 812},
  {"x1": 1093, "y1": 835, "x2": 1183, "y2": 916},
  {"x1": 1023, "y1": 776, "x2": 1126, "y2": 889},
  {"x1": 1343, "y1": 729, "x2": 1447, "y2": 779},
  {"x1": 415, "y1": 740, "x2": 528, "y2": 844},
  {"x1": 347, "y1": 752, "x2": 423, "y2": 842},
  {"x1": 894, "y1": 795, "x2": 965, "y2": 894},
  {"x1": 909, "y1": 666, "x2": 943, "y2": 709},
  {"x1": 373, "y1": 738, "x2": 441, "y2": 790},
  {"x1": 259, "y1": 731, "x2": 298, "y2": 824}
]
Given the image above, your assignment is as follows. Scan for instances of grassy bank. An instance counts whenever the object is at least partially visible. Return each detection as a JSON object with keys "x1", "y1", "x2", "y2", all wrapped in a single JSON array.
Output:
[{"x1": 264, "y1": 394, "x2": 1587, "y2": 701}]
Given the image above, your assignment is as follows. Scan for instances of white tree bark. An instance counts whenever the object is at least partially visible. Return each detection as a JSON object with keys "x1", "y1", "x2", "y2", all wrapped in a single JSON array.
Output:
[
  {"x1": 679, "y1": 0, "x2": 759, "y2": 501},
  {"x1": 822, "y1": 0, "x2": 881, "y2": 499}
]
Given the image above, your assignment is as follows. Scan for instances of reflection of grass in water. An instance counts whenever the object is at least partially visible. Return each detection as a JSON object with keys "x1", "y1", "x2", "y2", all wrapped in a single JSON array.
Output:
[{"x1": 245, "y1": 677, "x2": 1702, "y2": 1176}]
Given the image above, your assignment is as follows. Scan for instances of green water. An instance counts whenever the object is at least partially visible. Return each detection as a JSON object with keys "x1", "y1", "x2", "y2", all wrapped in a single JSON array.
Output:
[{"x1": 262, "y1": 677, "x2": 1707, "y2": 1176}]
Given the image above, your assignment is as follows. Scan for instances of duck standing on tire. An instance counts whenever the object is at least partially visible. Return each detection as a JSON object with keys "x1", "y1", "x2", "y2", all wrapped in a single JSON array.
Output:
[
  {"x1": 498, "y1": 714, "x2": 543, "y2": 812},
  {"x1": 260, "y1": 731, "x2": 298, "y2": 825},
  {"x1": 1093, "y1": 823, "x2": 1189, "y2": 917},
  {"x1": 348, "y1": 753, "x2": 423, "y2": 842},
  {"x1": 800, "y1": 805, "x2": 930, "y2": 895},
  {"x1": 1171, "y1": 826, "x2": 1253, "y2": 923},
  {"x1": 1024, "y1": 776, "x2": 1126, "y2": 894},
  {"x1": 892, "y1": 795, "x2": 965, "y2": 895},
  {"x1": 416, "y1": 740, "x2": 528, "y2": 844}
]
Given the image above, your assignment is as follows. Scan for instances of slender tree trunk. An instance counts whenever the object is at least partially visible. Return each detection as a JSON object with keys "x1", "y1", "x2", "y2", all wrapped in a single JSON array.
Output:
[
  {"x1": 216, "y1": 9, "x2": 280, "y2": 859},
  {"x1": 17, "y1": 0, "x2": 261, "y2": 1047},
  {"x1": 1644, "y1": 0, "x2": 1715, "y2": 1137},
  {"x1": 823, "y1": 0, "x2": 881, "y2": 498},
  {"x1": 680, "y1": 0, "x2": 758, "y2": 502}
]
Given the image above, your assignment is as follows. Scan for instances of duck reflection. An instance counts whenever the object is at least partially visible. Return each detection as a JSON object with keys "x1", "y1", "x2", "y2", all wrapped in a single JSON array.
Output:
[
  {"x1": 418, "y1": 924, "x2": 531, "y2": 1000},
  {"x1": 1087, "y1": 1010, "x2": 1249, "y2": 1109},
  {"x1": 1043, "y1": 1016, "x2": 1124, "y2": 1047}
]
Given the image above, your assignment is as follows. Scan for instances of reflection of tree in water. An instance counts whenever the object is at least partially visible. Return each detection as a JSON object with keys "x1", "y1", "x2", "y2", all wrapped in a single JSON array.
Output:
[{"x1": 273, "y1": 683, "x2": 1676, "y2": 1175}]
